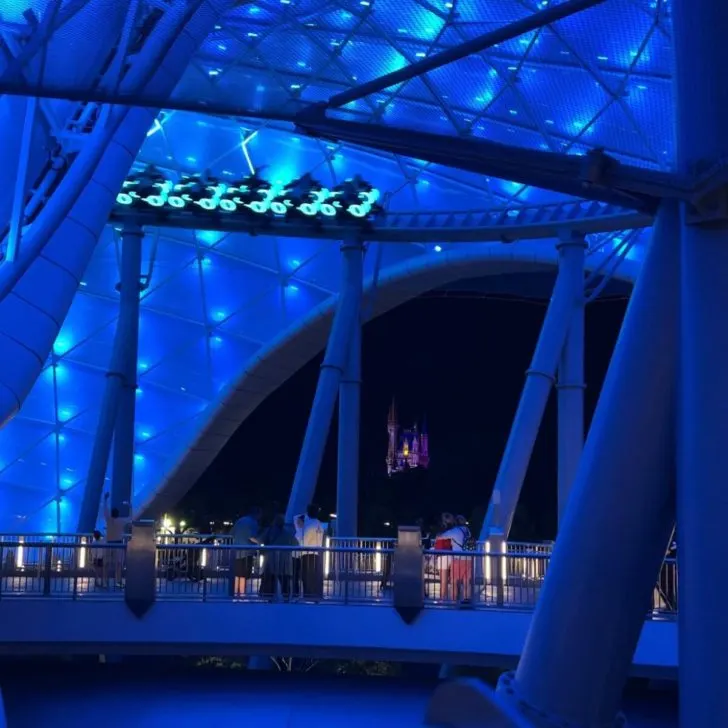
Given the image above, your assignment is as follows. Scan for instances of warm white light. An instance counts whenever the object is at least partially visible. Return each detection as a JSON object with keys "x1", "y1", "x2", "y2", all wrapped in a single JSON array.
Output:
[
  {"x1": 324, "y1": 537, "x2": 331, "y2": 577},
  {"x1": 79, "y1": 536, "x2": 87, "y2": 569},
  {"x1": 16, "y1": 537, "x2": 24, "y2": 569},
  {"x1": 375, "y1": 542, "x2": 382, "y2": 573}
]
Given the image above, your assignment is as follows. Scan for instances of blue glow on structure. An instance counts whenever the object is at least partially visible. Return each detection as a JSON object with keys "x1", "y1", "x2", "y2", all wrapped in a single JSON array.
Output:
[{"x1": 0, "y1": 0, "x2": 671, "y2": 531}]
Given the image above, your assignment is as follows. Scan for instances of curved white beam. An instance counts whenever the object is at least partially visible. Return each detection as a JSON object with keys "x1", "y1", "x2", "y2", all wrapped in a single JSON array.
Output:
[{"x1": 137, "y1": 241, "x2": 640, "y2": 516}]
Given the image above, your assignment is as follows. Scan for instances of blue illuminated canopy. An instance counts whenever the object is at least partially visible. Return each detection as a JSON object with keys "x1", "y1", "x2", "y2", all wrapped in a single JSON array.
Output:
[{"x1": 0, "y1": 0, "x2": 671, "y2": 532}]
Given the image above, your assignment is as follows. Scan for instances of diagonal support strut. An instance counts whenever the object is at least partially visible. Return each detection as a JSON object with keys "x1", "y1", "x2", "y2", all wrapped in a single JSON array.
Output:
[{"x1": 327, "y1": 0, "x2": 608, "y2": 110}]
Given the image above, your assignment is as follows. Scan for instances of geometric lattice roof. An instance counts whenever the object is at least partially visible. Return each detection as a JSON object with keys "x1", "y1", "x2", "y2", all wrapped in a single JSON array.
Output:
[{"x1": 0, "y1": 0, "x2": 669, "y2": 531}]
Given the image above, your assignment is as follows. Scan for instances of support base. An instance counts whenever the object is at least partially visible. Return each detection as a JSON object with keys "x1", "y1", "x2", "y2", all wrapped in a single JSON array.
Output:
[
  {"x1": 496, "y1": 673, "x2": 628, "y2": 728},
  {"x1": 426, "y1": 678, "x2": 534, "y2": 728}
]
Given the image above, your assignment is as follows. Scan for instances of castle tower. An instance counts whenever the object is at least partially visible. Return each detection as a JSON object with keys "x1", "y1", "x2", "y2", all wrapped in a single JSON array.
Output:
[
  {"x1": 420, "y1": 416, "x2": 430, "y2": 468},
  {"x1": 411, "y1": 423, "x2": 420, "y2": 468},
  {"x1": 386, "y1": 399, "x2": 398, "y2": 476}
]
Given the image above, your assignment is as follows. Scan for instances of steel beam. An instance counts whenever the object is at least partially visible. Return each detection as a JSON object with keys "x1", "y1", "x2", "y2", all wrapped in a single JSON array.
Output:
[
  {"x1": 110, "y1": 200, "x2": 652, "y2": 243},
  {"x1": 0, "y1": 79, "x2": 296, "y2": 120},
  {"x1": 556, "y1": 239, "x2": 586, "y2": 526},
  {"x1": 336, "y1": 246, "x2": 364, "y2": 538},
  {"x1": 285, "y1": 241, "x2": 365, "y2": 523},
  {"x1": 6, "y1": 95, "x2": 38, "y2": 262},
  {"x1": 111, "y1": 225, "x2": 144, "y2": 520},
  {"x1": 0, "y1": 71, "x2": 687, "y2": 208},
  {"x1": 78, "y1": 227, "x2": 144, "y2": 532},
  {"x1": 499, "y1": 202, "x2": 679, "y2": 727},
  {"x1": 295, "y1": 115, "x2": 685, "y2": 211},
  {"x1": 327, "y1": 0, "x2": 607, "y2": 110},
  {"x1": 480, "y1": 237, "x2": 588, "y2": 540}
]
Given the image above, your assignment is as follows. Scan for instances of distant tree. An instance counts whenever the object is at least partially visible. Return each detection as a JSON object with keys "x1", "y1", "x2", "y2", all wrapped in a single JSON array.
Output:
[{"x1": 269, "y1": 656, "x2": 320, "y2": 673}]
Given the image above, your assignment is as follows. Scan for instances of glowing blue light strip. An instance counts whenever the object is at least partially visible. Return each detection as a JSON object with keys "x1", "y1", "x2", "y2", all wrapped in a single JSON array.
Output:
[
  {"x1": 241, "y1": 130, "x2": 258, "y2": 175},
  {"x1": 146, "y1": 118, "x2": 163, "y2": 138}
]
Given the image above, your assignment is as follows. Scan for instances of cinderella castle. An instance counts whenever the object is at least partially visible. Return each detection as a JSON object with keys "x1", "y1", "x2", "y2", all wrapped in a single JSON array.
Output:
[{"x1": 386, "y1": 400, "x2": 430, "y2": 476}]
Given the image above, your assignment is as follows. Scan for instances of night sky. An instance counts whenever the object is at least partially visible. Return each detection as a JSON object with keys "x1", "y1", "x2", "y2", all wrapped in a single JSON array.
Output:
[{"x1": 180, "y1": 284, "x2": 627, "y2": 541}]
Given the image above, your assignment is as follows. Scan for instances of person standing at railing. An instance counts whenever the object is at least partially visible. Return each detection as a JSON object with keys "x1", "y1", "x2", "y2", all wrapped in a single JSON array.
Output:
[
  {"x1": 259, "y1": 514, "x2": 299, "y2": 601},
  {"x1": 301, "y1": 504, "x2": 325, "y2": 601},
  {"x1": 434, "y1": 513, "x2": 456, "y2": 601},
  {"x1": 103, "y1": 493, "x2": 130, "y2": 587},
  {"x1": 292, "y1": 514, "x2": 305, "y2": 600},
  {"x1": 230, "y1": 506, "x2": 262, "y2": 597},
  {"x1": 451, "y1": 515, "x2": 474, "y2": 605},
  {"x1": 91, "y1": 529, "x2": 105, "y2": 588}
]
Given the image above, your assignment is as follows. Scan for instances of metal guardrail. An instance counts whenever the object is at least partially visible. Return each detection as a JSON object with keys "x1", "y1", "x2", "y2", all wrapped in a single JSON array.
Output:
[
  {"x1": 0, "y1": 539, "x2": 677, "y2": 617},
  {"x1": 109, "y1": 199, "x2": 652, "y2": 243}
]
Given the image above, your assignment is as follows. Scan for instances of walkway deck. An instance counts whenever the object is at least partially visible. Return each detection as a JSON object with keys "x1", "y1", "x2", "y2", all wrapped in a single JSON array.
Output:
[
  {"x1": 0, "y1": 597, "x2": 677, "y2": 678},
  {"x1": 0, "y1": 539, "x2": 678, "y2": 677}
]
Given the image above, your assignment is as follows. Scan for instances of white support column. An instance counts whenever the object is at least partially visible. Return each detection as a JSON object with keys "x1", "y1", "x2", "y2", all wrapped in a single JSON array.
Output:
[
  {"x1": 481, "y1": 238, "x2": 586, "y2": 540},
  {"x1": 673, "y1": 0, "x2": 728, "y2": 723},
  {"x1": 111, "y1": 225, "x2": 144, "y2": 520},
  {"x1": 336, "y1": 289, "x2": 363, "y2": 538},
  {"x1": 556, "y1": 240, "x2": 586, "y2": 526},
  {"x1": 6, "y1": 96, "x2": 37, "y2": 263},
  {"x1": 497, "y1": 203, "x2": 680, "y2": 728},
  {"x1": 78, "y1": 225, "x2": 144, "y2": 532},
  {"x1": 286, "y1": 241, "x2": 365, "y2": 523}
]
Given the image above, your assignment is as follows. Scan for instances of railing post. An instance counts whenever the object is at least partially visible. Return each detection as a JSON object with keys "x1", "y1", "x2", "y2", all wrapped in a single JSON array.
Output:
[
  {"x1": 43, "y1": 543, "x2": 53, "y2": 597},
  {"x1": 124, "y1": 519, "x2": 156, "y2": 618},
  {"x1": 485, "y1": 535, "x2": 506, "y2": 607},
  {"x1": 393, "y1": 526, "x2": 424, "y2": 624}
]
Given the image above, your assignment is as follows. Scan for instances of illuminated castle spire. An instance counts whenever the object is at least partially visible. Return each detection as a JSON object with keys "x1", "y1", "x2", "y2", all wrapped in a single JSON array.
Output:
[{"x1": 386, "y1": 399, "x2": 430, "y2": 476}]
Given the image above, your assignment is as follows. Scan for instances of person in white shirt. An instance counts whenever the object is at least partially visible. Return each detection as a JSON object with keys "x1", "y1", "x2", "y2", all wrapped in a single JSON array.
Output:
[
  {"x1": 103, "y1": 492, "x2": 131, "y2": 586},
  {"x1": 438, "y1": 516, "x2": 472, "y2": 603},
  {"x1": 301, "y1": 503, "x2": 325, "y2": 600}
]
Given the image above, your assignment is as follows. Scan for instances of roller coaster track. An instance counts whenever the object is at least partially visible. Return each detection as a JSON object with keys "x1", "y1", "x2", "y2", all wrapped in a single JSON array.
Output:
[{"x1": 110, "y1": 199, "x2": 653, "y2": 243}]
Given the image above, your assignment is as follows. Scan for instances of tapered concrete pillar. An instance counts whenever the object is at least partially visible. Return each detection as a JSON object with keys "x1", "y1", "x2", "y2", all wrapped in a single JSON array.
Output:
[
  {"x1": 498, "y1": 203, "x2": 679, "y2": 727},
  {"x1": 111, "y1": 226, "x2": 144, "y2": 519},
  {"x1": 481, "y1": 238, "x2": 586, "y2": 540},
  {"x1": 556, "y1": 240, "x2": 586, "y2": 525},
  {"x1": 673, "y1": 1, "x2": 728, "y2": 723},
  {"x1": 78, "y1": 226, "x2": 145, "y2": 532},
  {"x1": 336, "y1": 292, "x2": 363, "y2": 538},
  {"x1": 286, "y1": 241, "x2": 365, "y2": 522}
]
